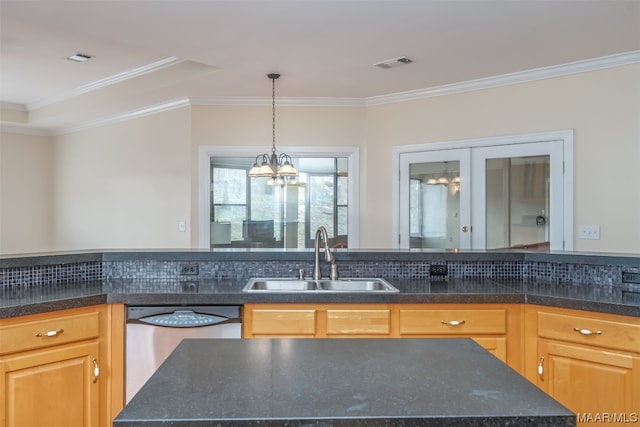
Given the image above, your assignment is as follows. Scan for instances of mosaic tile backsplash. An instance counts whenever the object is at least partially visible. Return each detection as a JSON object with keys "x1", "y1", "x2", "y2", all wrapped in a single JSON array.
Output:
[
  {"x1": 0, "y1": 262, "x2": 102, "y2": 288},
  {"x1": 0, "y1": 258, "x2": 633, "y2": 289}
]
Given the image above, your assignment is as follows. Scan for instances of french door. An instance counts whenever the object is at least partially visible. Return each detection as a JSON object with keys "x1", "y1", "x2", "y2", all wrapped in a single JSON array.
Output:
[
  {"x1": 397, "y1": 132, "x2": 572, "y2": 251},
  {"x1": 399, "y1": 148, "x2": 471, "y2": 249}
]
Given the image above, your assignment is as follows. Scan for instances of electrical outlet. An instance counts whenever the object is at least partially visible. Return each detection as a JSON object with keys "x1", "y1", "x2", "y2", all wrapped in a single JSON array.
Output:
[
  {"x1": 578, "y1": 225, "x2": 600, "y2": 240},
  {"x1": 622, "y1": 271, "x2": 640, "y2": 284},
  {"x1": 429, "y1": 264, "x2": 448, "y2": 276},
  {"x1": 180, "y1": 264, "x2": 199, "y2": 275}
]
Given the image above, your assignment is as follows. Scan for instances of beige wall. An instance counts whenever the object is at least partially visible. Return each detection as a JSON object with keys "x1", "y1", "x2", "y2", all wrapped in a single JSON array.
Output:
[
  {"x1": 51, "y1": 107, "x2": 192, "y2": 250},
  {"x1": 189, "y1": 104, "x2": 366, "y2": 247},
  {"x1": 0, "y1": 63, "x2": 638, "y2": 254},
  {"x1": 364, "y1": 63, "x2": 640, "y2": 252},
  {"x1": 0, "y1": 132, "x2": 54, "y2": 254}
]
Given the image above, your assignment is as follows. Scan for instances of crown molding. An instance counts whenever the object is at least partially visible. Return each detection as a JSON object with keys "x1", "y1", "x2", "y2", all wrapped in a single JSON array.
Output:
[
  {"x1": 365, "y1": 50, "x2": 640, "y2": 106},
  {"x1": 55, "y1": 98, "x2": 191, "y2": 135},
  {"x1": 28, "y1": 57, "x2": 185, "y2": 111},
  {"x1": 190, "y1": 96, "x2": 364, "y2": 107}
]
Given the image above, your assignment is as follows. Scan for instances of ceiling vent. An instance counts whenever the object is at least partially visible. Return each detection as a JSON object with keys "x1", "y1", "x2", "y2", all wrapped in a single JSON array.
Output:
[
  {"x1": 67, "y1": 53, "x2": 93, "y2": 62},
  {"x1": 374, "y1": 56, "x2": 413, "y2": 69}
]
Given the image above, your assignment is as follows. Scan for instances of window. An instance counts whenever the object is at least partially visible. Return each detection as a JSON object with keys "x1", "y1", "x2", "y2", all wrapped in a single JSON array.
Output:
[
  {"x1": 211, "y1": 167, "x2": 247, "y2": 242},
  {"x1": 199, "y1": 147, "x2": 359, "y2": 249}
]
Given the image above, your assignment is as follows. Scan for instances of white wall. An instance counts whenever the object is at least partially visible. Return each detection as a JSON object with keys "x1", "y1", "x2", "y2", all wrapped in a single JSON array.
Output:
[
  {"x1": 51, "y1": 107, "x2": 192, "y2": 250},
  {"x1": 0, "y1": 132, "x2": 54, "y2": 254},
  {"x1": 364, "y1": 64, "x2": 640, "y2": 252}
]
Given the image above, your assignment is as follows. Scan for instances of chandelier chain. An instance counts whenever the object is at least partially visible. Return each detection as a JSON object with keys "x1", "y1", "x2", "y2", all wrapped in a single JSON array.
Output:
[{"x1": 272, "y1": 76, "x2": 276, "y2": 155}]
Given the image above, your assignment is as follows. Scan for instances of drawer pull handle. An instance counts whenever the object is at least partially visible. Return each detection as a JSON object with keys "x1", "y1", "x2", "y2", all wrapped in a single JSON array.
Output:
[
  {"x1": 538, "y1": 356, "x2": 544, "y2": 378},
  {"x1": 35, "y1": 328, "x2": 64, "y2": 337},
  {"x1": 441, "y1": 320, "x2": 465, "y2": 326},
  {"x1": 92, "y1": 358, "x2": 100, "y2": 383},
  {"x1": 573, "y1": 327, "x2": 602, "y2": 336}
]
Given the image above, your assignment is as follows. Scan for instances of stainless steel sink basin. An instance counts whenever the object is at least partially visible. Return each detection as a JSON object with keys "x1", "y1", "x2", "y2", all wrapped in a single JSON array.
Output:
[
  {"x1": 317, "y1": 279, "x2": 398, "y2": 292},
  {"x1": 242, "y1": 278, "x2": 398, "y2": 293},
  {"x1": 243, "y1": 279, "x2": 318, "y2": 292}
]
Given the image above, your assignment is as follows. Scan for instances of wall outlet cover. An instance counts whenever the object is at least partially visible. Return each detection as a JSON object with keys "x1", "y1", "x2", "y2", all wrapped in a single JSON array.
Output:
[
  {"x1": 578, "y1": 225, "x2": 600, "y2": 240},
  {"x1": 180, "y1": 264, "x2": 199, "y2": 275},
  {"x1": 430, "y1": 264, "x2": 448, "y2": 276},
  {"x1": 622, "y1": 271, "x2": 640, "y2": 284}
]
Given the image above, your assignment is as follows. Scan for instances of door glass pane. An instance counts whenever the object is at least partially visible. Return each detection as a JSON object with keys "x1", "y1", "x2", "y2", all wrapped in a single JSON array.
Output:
[
  {"x1": 409, "y1": 161, "x2": 460, "y2": 249},
  {"x1": 485, "y1": 155, "x2": 550, "y2": 250}
]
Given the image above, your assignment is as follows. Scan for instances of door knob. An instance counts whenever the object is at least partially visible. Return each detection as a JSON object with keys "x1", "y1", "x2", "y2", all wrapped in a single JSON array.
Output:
[{"x1": 462, "y1": 226, "x2": 469, "y2": 232}]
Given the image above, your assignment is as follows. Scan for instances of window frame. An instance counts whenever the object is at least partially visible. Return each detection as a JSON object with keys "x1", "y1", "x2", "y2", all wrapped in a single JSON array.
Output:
[{"x1": 198, "y1": 145, "x2": 360, "y2": 248}]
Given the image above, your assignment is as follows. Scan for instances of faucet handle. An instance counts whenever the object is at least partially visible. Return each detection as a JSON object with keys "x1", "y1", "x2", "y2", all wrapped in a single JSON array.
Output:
[{"x1": 298, "y1": 268, "x2": 305, "y2": 280}]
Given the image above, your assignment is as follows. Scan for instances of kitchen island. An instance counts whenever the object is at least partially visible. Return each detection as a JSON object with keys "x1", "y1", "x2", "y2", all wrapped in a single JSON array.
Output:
[{"x1": 113, "y1": 338, "x2": 575, "y2": 426}]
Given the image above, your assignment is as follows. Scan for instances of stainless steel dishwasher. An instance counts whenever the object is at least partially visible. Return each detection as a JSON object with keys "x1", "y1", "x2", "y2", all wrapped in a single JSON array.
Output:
[{"x1": 125, "y1": 305, "x2": 242, "y2": 402}]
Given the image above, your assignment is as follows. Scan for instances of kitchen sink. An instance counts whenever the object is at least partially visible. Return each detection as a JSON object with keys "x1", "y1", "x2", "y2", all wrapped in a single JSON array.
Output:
[{"x1": 242, "y1": 278, "x2": 399, "y2": 293}]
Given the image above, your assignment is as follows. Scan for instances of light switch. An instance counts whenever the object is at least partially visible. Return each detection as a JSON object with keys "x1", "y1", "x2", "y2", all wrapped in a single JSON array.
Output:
[
  {"x1": 178, "y1": 221, "x2": 187, "y2": 232},
  {"x1": 578, "y1": 225, "x2": 600, "y2": 240}
]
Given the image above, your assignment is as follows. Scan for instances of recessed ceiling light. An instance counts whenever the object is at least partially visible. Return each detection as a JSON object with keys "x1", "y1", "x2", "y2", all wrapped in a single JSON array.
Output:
[
  {"x1": 67, "y1": 53, "x2": 94, "y2": 62},
  {"x1": 374, "y1": 56, "x2": 413, "y2": 69}
]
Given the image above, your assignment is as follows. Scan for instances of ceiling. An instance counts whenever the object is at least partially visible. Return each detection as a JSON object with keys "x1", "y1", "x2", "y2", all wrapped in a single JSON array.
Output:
[{"x1": 1, "y1": 0, "x2": 639, "y2": 133}]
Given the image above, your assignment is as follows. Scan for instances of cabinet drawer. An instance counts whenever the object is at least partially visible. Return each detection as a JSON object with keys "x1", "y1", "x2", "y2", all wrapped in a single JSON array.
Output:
[
  {"x1": 399, "y1": 309, "x2": 506, "y2": 335},
  {"x1": 537, "y1": 311, "x2": 640, "y2": 353},
  {"x1": 326, "y1": 309, "x2": 391, "y2": 335},
  {"x1": 250, "y1": 309, "x2": 316, "y2": 336},
  {"x1": 0, "y1": 312, "x2": 101, "y2": 355}
]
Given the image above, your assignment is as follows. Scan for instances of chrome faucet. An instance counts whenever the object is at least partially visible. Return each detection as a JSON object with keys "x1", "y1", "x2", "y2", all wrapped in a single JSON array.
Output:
[{"x1": 313, "y1": 226, "x2": 338, "y2": 280}]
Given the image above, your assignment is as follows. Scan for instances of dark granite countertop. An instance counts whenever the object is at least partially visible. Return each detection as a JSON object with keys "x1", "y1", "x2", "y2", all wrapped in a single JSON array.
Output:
[
  {"x1": 2, "y1": 278, "x2": 639, "y2": 319},
  {"x1": 113, "y1": 338, "x2": 575, "y2": 426},
  {"x1": 2, "y1": 248, "x2": 640, "y2": 268}
]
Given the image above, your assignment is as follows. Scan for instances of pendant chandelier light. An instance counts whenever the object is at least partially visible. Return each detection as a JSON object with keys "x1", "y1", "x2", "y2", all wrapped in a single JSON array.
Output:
[{"x1": 248, "y1": 73, "x2": 298, "y2": 182}]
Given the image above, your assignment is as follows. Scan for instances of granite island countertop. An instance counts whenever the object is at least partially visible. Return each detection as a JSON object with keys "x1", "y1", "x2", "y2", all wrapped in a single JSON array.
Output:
[
  {"x1": 1, "y1": 277, "x2": 639, "y2": 319},
  {"x1": 113, "y1": 338, "x2": 575, "y2": 427}
]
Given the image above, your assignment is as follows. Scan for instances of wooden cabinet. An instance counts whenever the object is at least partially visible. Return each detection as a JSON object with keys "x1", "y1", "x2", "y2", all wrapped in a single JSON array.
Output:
[
  {"x1": 243, "y1": 304, "x2": 392, "y2": 338},
  {"x1": 397, "y1": 304, "x2": 522, "y2": 369},
  {"x1": 2, "y1": 341, "x2": 100, "y2": 427},
  {"x1": 247, "y1": 307, "x2": 317, "y2": 337},
  {"x1": 326, "y1": 308, "x2": 391, "y2": 336},
  {"x1": 243, "y1": 303, "x2": 522, "y2": 370},
  {"x1": 525, "y1": 305, "x2": 640, "y2": 426},
  {"x1": 0, "y1": 304, "x2": 125, "y2": 427}
]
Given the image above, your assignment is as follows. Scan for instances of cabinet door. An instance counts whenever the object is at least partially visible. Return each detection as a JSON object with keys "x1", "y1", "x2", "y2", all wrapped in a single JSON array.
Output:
[
  {"x1": 537, "y1": 340, "x2": 640, "y2": 426},
  {"x1": 0, "y1": 341, "x2": 100, "y2": 427}
]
